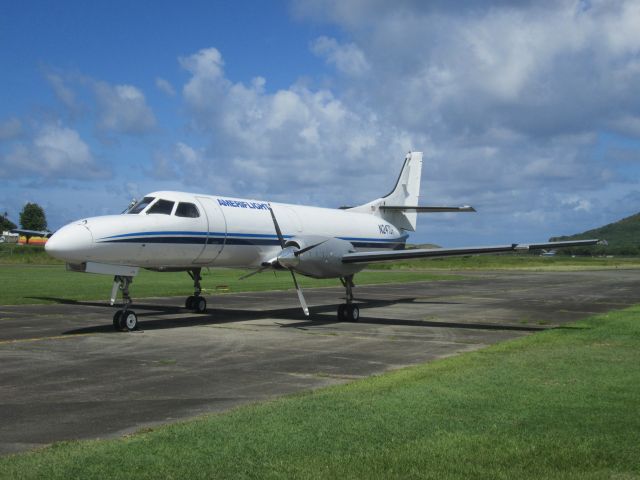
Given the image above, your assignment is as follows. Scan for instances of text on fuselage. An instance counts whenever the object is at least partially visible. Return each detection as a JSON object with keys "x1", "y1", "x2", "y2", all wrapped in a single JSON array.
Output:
[
  {"x1": 378, "y1": 224, "x2": 396, "y2": 235},
  {"x1": 217, "y1": 199, "x2": 269, "y2": 210}
]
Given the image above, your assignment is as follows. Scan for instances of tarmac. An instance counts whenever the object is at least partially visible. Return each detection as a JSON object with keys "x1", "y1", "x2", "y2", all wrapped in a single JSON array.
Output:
[{"x1": 1, "y1": 268, "x2": 639, "y2": 456}]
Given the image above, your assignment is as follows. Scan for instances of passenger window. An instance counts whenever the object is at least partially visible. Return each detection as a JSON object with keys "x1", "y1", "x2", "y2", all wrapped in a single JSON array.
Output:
[
  {"x1": 146, "y1": 199, "x2": 175, "y2": 215},
  {"x1": 127, "y1": 196, "x2": 155, "y2": 214},
  {"x1": 175, "y1": 202, "x2": 200, "y2": 218}
]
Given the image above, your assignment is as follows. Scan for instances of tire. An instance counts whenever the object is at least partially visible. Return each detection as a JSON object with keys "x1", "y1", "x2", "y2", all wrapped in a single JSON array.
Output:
[
  {"x1": 194, "y1": 297, "x2": 207, "y2": 313},
  {"x1": 113, "y1": 311, "x2": 123, "y2": 331},
  {"x1": 337, "y1": 304, "x2": 347, "y2": 321},
  {"x1": 349, "y1": 304, "x2": 360, "y2": 322},
  {"x1": 122, "y1": 310, "x2": 138, "y2": 331},
  {"x1": 185, "y1": 296, "x2": 194, "y2": 310}
]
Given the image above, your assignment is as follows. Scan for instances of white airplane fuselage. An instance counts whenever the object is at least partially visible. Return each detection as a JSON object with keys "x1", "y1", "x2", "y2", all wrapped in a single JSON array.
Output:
[
  {"x1": 46, "y1": 191, "x2": 407, "y2": 276},
  {"x1": 42, "y1": 152, "x2": 601, "y2": 330}
]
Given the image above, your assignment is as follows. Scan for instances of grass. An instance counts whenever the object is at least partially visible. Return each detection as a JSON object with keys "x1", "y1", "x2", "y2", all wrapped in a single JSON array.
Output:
[
  {"x1": 2, "y1": 306, "x2": 639, "y2": 479},
  {"x1": 0, "y1": 244, "x2": 59, "y2": 265},
  {"x1": 0, "y1": 264, "x2": 460, "y2": 305},
  {"x1": 367, "y1": 254, "x2": 640, "y2": 270},
  {"x1": 2, "y1": 244, "x2": 638, "y2": 305}
]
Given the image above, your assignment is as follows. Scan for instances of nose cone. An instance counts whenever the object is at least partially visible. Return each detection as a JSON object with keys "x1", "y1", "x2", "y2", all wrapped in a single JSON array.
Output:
[
  {"x1": 277, "y1": 247, "x2": 300, "y2": 269},
  {"x1": 45, "y1": 222, "x2": 94, "y2": 262}
]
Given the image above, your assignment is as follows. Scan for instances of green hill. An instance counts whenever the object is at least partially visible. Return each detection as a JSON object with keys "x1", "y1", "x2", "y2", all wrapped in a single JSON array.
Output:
[{"x1": 550, "y1": 212, "x2": 640, "y2": 255}]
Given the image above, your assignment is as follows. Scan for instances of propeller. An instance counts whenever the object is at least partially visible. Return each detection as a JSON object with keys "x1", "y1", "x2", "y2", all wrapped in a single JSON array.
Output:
[
  {"x1": 238, "y1": 239, "x2": 326, "y2": 280},
  {"x1": 240, "y1": 204, "x2": 328, "y2": 316},
  {"x1": 267, "y1": 204, "x2": 310, "y2": 316}
]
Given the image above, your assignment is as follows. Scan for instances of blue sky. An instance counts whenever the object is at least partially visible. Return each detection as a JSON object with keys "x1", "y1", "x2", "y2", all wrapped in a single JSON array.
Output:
[{"x1": 2, "y1": 0, "x2": 640, "y2": 246}]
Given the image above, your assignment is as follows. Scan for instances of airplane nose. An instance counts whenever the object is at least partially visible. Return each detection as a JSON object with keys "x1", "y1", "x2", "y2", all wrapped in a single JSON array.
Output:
[{"x1": 45, "y1": 222, "x2": 94, "y2": 262}]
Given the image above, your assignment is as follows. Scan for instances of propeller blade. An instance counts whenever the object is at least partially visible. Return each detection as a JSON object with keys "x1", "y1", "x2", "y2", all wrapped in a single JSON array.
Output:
[
  {"x1": 290, "y1": 270, "x2": 309, "y2": 316},
  {"x1": 269, "y1": 203, "x2": 309, "y2": 316},
  {"x1": 268, "y1": 204, "x2": 287, "y2": 249},
  {"x1": 294, "y1": 239, "x2": 328, "y2": 257},
  {"x1": 239, "y1": 267, "x2": 267, "y2": 280}
]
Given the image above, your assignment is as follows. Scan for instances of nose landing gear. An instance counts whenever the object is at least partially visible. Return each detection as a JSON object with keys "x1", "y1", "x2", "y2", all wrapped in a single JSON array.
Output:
[
  {"x1": 185, "y1": 268, "x2": 207, "y2": 313},
  {"x1": 111, "y1": 275, "x2": 138, "y2": 331}
]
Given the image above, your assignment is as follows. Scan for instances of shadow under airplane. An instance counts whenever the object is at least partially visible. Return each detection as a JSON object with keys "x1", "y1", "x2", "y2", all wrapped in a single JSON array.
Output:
[{"x1": 24, "y1": 294, "x2": 550, "y2": 336}]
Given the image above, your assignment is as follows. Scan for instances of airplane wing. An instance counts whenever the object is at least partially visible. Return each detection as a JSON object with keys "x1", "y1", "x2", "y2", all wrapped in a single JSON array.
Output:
[
  {"x1": 378, "y1": 205, "x2": 476, "y2": 213},
  {"x1": 340, "y1": 204, "x2": 476, "y2": 212},
  {"x1": 10, "y1": 228, "x2": 53, "y2": 238},
  {"x1": 341, "y1": 239, "x2": 601, "y2": 264}
]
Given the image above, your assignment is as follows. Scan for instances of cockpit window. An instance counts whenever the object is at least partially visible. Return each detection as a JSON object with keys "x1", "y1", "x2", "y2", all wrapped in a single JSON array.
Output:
[
  {"x1": 127, "y1": 197, "x2": 155, "y2": 214},
  {"x1": 146, "y1": 199, "x2": 175, "y2": 215},
  {"x1": 175, "y1": 202, "x2": 200, "y2": 218}
]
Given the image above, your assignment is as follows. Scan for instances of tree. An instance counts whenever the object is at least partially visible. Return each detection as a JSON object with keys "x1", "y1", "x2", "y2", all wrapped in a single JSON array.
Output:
[
  {"x1": 0, "y1": 211, "x2": 16, "y2": 231},
  {"x1": 19, "y1": 203, "x2": 48, "y2": 231}
]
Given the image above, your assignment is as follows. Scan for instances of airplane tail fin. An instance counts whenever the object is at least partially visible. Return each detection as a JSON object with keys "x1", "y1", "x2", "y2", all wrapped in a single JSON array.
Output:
[
  {"x1": 348, "y1": 152, "x2": 423, "y2": 231},
  {"x1": 379, "y1": 151, "x2": 423, "y2": 231},
  {"x1": 383, "y1": 150, "x2": 422, "y2": 209},
  {"x1": 347, "y1": 151, "x2": 473, "y2": 232}
]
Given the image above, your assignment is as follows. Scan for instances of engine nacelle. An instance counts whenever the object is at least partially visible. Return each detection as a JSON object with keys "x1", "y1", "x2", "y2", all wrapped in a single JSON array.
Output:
[{"x1": 281, "y1": 236, "x2": 365, "y2": 279}]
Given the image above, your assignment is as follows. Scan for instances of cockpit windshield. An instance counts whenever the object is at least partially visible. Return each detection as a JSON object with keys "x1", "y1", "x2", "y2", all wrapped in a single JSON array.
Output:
[
  {"x1": 147, "y1": 199, "x2": 175, "y2": 215},
  {"x1": 127, "y1": 197, "x2": 155, "y2": 214}
]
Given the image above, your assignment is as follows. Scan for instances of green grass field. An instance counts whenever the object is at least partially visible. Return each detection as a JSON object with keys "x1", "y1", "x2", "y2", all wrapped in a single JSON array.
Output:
[
  {"x1": 2, "y1": 244, "x2": 639, "y2": 305},
  {"x1": 366, "y1": 253, "x2": 640, "y2": 270},
  {"x1": 0, "y1": 244, "x2": 59, "y2": 264},
  {"x1": 0, "y1": 264, "x2": 461, "y2": 305},
  {"x1": 2, "y1": 306, "x2": 639, "y2": 479}
]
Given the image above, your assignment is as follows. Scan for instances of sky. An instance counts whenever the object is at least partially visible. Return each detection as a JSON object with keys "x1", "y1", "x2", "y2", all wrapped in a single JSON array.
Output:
[{"x1": 1, "y1": 0, "x2": 640, "y2": 246}]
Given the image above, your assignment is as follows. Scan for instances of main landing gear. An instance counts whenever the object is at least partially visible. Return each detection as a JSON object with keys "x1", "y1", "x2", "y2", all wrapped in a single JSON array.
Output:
[
  {"x1": 337, "y1": 275, "x2": 359, "y2": 322},
  {"x1": 110, "y1": 268, "x2": 208, "y2": 332},
  {"x1": 185, "y1": 268, "x2": 207, "y2": 313},
  {"x1": 111, "y1": 275, "x2": 138, "y2": 331}
]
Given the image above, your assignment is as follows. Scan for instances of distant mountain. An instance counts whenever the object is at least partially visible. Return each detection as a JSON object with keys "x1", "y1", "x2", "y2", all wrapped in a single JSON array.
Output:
[{"x1": 550, "y1": 212, "x2": 640, "y2": 255}]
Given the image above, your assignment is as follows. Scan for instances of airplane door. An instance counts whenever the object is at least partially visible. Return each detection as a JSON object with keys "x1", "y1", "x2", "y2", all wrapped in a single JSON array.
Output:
[{"x1": 193, "y1": 196, "x2": 227, "y2": 265}]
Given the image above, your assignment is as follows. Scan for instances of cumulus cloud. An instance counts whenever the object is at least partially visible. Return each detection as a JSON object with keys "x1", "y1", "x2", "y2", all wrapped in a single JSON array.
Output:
[
  {"x1": 0, "y1": 124, "x2": 108, "y2": 179},
  {"x1": 93, "y1": 81, "x2": 156, "y2": 134},
  {"x1": 286, "y1": 0, "x2": 640, "y2": 244},
  {"x1": 296, "y1": 0, "x2": 640, "y2": 139},
  {"x1": 311, "y1": 36, "x2": 370, "y2": 76},
  {"x1": 176, "y1": 47, "x2": 415, "y2": 202}
]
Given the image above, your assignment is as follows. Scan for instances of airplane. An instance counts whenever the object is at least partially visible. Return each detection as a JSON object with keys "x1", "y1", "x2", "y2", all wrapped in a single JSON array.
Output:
[
  {"x1": 10, "y1": 228, "x2": 52, "y2": 245},
  {"x1": 44, "y1": 151, "x2": 600, "y2": 331}
]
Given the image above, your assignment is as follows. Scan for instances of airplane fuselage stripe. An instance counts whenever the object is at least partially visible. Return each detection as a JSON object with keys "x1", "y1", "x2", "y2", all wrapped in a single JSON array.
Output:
[
  {"x1": 98, "y1": 231, "x2": 407, "y2": 244},
  {"x1": 98, "y1": 238, "x2": 406, "y2": 248}
]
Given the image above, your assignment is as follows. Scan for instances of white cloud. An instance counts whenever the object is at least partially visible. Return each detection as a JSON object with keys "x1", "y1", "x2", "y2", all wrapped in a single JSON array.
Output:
[
  {"x1": 311, "y1": 36, "x2": 370, "y2": 76},
  {"x1": 155, "y1": 77, "x2": 176, "y2": 96},
  {"x1": 176, "y1": 47, "x2": 416, "y2": 202},
  {"x1": 45, "y1": 72, "x2": 79, "y2": 112},
  {"x1": 561, "y1": 195, "x2": 592, "y2": 212},
  {"x1": 0, "y1": 124, "x2": 107, "y2": 179},
  {"x1": 93, "y1": 82, "x2": 156, "y2": 134},
  {"x1": 287, "y1": 0, "x2": 640, "y2": 244}
]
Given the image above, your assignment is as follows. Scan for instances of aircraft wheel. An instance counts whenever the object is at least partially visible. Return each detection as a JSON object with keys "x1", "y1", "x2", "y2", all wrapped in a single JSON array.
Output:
[
  {"x1": 347, "y1": 304, "x2": 359, "y2": 322},
  {"x1": 122, "y1": 310, "x2": 138, "y2": 331},
  {"x1": 193, "y1": 297, "x2": 207, "y2": 313},
  {"x1": 185, "y1": 295, "x2": 195, "y2": 310},
  {"x1": 337, "y1": 304, "x2": 347, "y2": 321},
  {"x1": 113, "y1": 311, "x2": 123, "y2": 331}
]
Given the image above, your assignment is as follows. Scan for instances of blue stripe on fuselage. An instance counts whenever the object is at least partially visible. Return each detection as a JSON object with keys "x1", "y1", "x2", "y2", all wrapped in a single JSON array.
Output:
[{"x1": 98, "y1": 231, "x2": 408, "y2": 249}]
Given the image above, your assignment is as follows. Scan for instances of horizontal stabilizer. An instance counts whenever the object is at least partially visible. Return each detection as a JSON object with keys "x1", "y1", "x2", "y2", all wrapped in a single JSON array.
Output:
[
  {"x1": 342, "y1": 239, "x2": 601, "y2": 264},
  {"x1": 379, "y1": 205, "x2": 476, "y2": 213}
]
